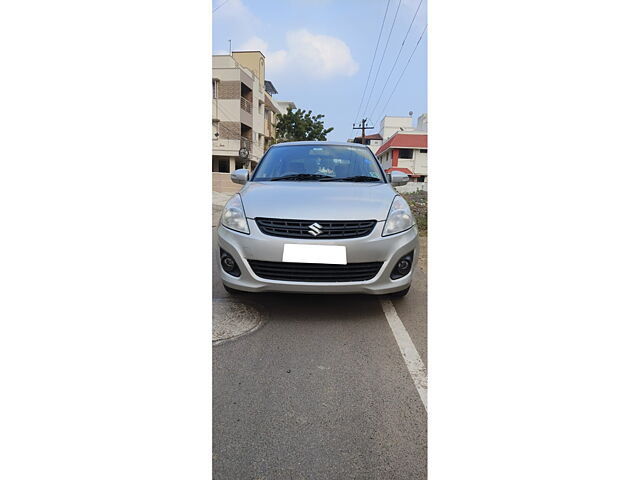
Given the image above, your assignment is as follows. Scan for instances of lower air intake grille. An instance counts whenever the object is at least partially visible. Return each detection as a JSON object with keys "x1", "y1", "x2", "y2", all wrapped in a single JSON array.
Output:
[{"x1": 248, "y1": 260, "x2": 383, "y2": 282}]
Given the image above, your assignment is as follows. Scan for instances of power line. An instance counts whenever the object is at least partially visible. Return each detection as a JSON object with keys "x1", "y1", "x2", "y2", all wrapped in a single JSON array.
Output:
[
  {"x1": 373, "y1": 24, "x2": 427, "y2": 127},
  {"x1": 373, "y1": 24, "x2": 427, "y2": 126},
  {"x1": 213, "y1": 0, "x2": 232, "y2": 13},
  {"x1": 366, "y1": 0, "x2": 424, "y2": 121},
  {"x1": 352, "y1": 0, "x2": 391, "y2": 125},
  {"x1": 361, "y1": 0, "x2": 403, "y2": 120}
]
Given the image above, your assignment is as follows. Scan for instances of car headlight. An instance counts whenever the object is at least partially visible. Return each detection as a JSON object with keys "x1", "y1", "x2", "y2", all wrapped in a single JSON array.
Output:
[
  {"x1": 221, "y1": 194, "x2": 250, "y2": 234},
  {"x1": 383, "y1": 195, "x2": 415, "y2": 236}
]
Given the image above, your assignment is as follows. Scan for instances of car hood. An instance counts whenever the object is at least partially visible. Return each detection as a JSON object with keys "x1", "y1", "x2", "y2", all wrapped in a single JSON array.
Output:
[{"x1": 239, "y1": 181, "x2": 397, "y2": 221}]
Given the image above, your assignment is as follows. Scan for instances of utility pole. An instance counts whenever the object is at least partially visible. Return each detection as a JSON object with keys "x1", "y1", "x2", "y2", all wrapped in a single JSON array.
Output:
[{"x1": 352, "y1": 118, "x2": 374, "y2": 145}]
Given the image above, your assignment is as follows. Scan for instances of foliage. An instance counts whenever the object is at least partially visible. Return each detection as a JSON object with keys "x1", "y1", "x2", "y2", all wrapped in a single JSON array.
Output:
[{"x1": 275, "y1": 107, "x2": 334, "y2": 142}]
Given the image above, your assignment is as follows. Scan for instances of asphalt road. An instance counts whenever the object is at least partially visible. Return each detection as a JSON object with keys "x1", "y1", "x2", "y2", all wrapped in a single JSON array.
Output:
[{"x1": 213, "y1": 234, "x2": 427, "y2": 480}]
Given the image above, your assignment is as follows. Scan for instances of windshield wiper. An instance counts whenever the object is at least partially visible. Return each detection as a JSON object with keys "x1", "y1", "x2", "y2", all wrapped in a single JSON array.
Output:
[
  {"x1": 319, "y1": 175, "x2": 381, "y2": 182},
  {"x1": 270, "y1": 173, "x2": 333, "y2": 181}
]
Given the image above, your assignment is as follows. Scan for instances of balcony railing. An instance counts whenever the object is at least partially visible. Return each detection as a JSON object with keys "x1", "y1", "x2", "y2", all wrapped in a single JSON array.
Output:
[{"x1": 240, "y1": 97, "x2": 252, "y2": 114}]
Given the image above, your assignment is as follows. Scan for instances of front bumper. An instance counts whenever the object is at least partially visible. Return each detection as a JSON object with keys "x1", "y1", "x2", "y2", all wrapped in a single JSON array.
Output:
[{"x1": 216, "y1": 219, "x2": 419, "y2": 294}]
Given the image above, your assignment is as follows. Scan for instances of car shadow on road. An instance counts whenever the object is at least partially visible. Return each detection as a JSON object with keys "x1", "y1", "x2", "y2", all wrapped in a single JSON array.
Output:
[{"x1": 215, "y1": 289, "x2": 393, "y2": 324}]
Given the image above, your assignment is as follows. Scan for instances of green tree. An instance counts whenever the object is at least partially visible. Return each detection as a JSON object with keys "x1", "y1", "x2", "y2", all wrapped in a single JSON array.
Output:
[{"x1": 275, "y1": 107, "x2": 334, "y2": 142}]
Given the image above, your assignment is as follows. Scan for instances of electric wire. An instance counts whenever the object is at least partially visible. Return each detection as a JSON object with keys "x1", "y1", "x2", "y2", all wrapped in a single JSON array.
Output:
[
  {"x1": 366, "y1": 0, "x2": 424, "y2": 121},
  {"x1": 373, "y1": 24, "x2": 427, "y2": 128},
  {"x1": 213, "y1": 0, "x2": 232, "y2": 13},
  {"x1": 361, "y1": 0, "x2": 403, "y2": 121},
  {"x1": 352, "y1": 0, "x2": 391, "y2": 125}
]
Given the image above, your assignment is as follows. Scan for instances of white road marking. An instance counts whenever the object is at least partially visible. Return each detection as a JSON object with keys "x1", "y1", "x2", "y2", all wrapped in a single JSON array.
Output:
[{"x1": 380, "y1": 299, "x2": 427, "y2": 412}]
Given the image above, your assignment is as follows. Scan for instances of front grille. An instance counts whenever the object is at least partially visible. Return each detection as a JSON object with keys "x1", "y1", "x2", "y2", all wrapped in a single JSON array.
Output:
[
  {"x1": 255, "y1": 218, "x2": 377, "y2": 239},
  {"x1": 248, "y1": 260, "x2": 383, "y2": 282}
]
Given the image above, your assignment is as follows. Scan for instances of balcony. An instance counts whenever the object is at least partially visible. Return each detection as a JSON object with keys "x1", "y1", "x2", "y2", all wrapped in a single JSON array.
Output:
[{"x1": 240, "y1": 97, "x2": 252, "y2": 114}]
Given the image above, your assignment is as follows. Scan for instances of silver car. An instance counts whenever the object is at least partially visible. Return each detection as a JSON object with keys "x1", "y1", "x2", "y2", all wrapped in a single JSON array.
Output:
[{"x1": 216, "y1": 141, "x2": 418, "y2": 297}]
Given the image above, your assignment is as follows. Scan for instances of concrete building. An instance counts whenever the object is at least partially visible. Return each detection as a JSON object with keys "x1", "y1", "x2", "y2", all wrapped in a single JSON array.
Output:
[
  {"x1": 213, "y1": 51, "x2": 285, "y2": 173},
  {"x1": 376, "y1": 131, "x2": 428, "y2": 183},
  {"x1": 275, "y1": 100, "x2": 296, "y2": 114},
  {"x1": 345, "y1": 113, "x2": 428, "y2": 184},
  {"x1": 379, "y1": 116, "x2": 415, "y2": 141},
  {"x1": 362, "y1": 113, "x2": 428, "y2": 185},
  {"x1": 377, "y1": 113, "x2": 428, "y2": 140}
]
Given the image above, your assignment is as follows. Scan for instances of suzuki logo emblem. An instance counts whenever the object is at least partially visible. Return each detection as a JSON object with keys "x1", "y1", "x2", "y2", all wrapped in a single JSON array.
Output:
[{"x1": 308, "y1": 222, "x2": 323, "y2": 236}]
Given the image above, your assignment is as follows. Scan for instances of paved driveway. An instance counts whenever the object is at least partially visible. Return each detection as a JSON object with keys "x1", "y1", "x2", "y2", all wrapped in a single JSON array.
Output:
[{"x1": 213, "y1": 224, "x2": 427, "y2": 479}]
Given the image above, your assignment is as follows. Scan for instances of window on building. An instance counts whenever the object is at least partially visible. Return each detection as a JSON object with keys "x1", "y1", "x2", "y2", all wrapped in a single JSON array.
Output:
[
  {"x1": 420, "y1": 149, "x2": 427, "y2": 153},
  {"x1": 218, "y1": 158, "x2": 229, "y2": 173},
  {"x1": 399, "y1": 149, "x2": 413, "y2": 159},
  {"x1": 213, "y1": 80, "x2": 217, "y2": 99}
]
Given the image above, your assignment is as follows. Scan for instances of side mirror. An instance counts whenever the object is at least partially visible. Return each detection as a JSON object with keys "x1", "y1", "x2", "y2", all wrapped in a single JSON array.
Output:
[
  {"x1": 230, "y1": 168, "x2": 250, "y2": 185},
  {"x1": 390, "y1": 171, "x2": 409, "y2": 186}
]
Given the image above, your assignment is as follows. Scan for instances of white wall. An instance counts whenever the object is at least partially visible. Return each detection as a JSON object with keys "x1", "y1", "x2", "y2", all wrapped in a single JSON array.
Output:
[
  {"x1": 380, "y1": 150, "x2": 393, "y2": 170},
  {"x1": 413, "y1": 150, "x2": 427, "y2": 175},
  {"x1": 380, "y1": 116, "x2": 414, "y2": 140}
]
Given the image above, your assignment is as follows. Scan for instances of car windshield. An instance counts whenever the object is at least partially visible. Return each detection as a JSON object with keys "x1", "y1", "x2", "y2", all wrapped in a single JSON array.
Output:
[{"x1": 251, "y1": 144, "x2": 385, "y2": 182}]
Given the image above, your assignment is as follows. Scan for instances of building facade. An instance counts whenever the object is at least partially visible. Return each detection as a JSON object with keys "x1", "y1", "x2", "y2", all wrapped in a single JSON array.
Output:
[
  {"x1": 346, "y1": 113, "x2": 428, "y2": 183},
  {"x1": 376, "y1": 132, "x2": 428, "y2": 183},
  {"x1": 212, "y1": 52, "x2": 297, "y2": 172},
  {"x1": 213, "y1": 53, "x2": 261, "y2": 172},
  {"x1": 379, "y1": 116, "x2": 415, "y2": 141}
]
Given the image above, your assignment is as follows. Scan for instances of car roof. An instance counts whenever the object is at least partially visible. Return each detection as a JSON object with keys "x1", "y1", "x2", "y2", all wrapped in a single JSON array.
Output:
[{"x1": 269, "y1": 141, "x2": 369, "y2": 148}]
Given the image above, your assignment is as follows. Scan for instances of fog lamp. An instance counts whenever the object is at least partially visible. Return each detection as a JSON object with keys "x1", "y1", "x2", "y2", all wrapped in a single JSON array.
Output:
[
  {"x1": 222, "y1": 256, "x2": 235, "y2": 272},
  {"x1": 220, "y1": 249, "x2": 241, "y2": 277},
  {"x1": 391, "y1": 252, "x2": 414, "y2": 280}
]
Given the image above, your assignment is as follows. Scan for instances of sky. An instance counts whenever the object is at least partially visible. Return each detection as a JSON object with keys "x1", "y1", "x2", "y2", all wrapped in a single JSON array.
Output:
[{"x1": 212, "y1": 0, "x2": 427, "y2": 142}]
